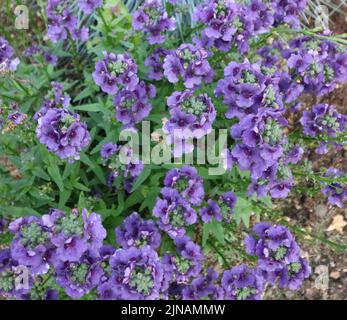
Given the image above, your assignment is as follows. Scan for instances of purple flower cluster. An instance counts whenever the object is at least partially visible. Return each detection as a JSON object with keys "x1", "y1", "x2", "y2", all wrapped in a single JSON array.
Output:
[
  {"x1": 100, "y1": 143, "x2": 144, "y2": 193},
  {"x1": 300, "y1": 104, "x2": 347, "y2": 154},
  {"x1": 79, "y1": 0, "x2": 102, "y2": 14},
  {"x1": 216, "y1": 61, "x2": 285, "y2": 119},
  {"x1": 163, "y1": 236, "x2": 204, "y2": 287},
  {"x1": 6, "y1": 208, "x2": 107, "y2": 299},
  {"x1": 0, "y1": 37, "x2": 20, "y2": 74},
  {"x1": 46, "y1": 0, "x2": 89, "y2": 43},
  {"x1": 113, "y1": 81, "x2": 156, "y2": 128},
  {"x1": 221, "y1": 264, "x2": 264, "y2": 300},
  {"x1": 283, "y1": 36, "x2": 347, "y2": 97},
  {"x1": 271, "y1": 0, "x2": 307, "y2": 28},
  {"x1": 115, "y1": 212, "x2": 161, "y2": 249},
  {"x1": 193, "y1": 0, "x2": 274, "y2": 53},
  {"x1": 93, "y1": 52, "x2": 139, "y2": 95},
  {"x1": 163, "y1": 90, "x2": 216, "y2": 156},
  {"x1": 103, "y1": 246, "x2": 164, "y2": 300},
  {"x1": 199, "y1": 191, "x2": 236, "y2": 223},
  {"x1": 132, "y1": 0, "x2": 176, "y2": 45},
  {"x1": 163, "y1": 44, "x2": 214, "y2": 88},
  {"x1": 24, "y1": 44, "x2": 58, "y2": 67},
  {"x1": 321, "y1": 168, "x2": 347, "y2": 208},
  {"x1": 245, "y1": 222, "x2": 311, "y2": 290},
  {"x1": 0, "y1": 248, "x2": 33, "y2": 299},
  {"x1": 145, "y1": 48, "x2": 172, "y2": 81},
  {"x1": 36, "y1": 107, "x2": 90, "y2": 160}
]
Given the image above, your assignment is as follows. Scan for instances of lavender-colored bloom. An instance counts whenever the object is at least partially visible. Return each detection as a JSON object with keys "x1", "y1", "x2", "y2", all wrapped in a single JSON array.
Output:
[
  {"x1": 278, "y1": 257, "x2": 311, "y2": 290},
  {"x1": 44, "y1": 52, "x2": 58, "y2": 66},
  {"x1": 216, "y1": 61, "x2": 284, "y2": 120},
  {"x1": 46, "y1": 0, "x2": 90, "y2": 43},
  {"x1": 271, "y1": 0, "x2": 307, "y2": 28},
  {"x1": 165, "y1": 89, "x2": 216, "y2": 140},
  {"x1": 108, "y1": 246, "x2": 164, "y2": 300},
  {"x1": 0, "y1": 248, "x2": 33, "y2": 299},
  {"x1": 0, "y1": 37, "x2": 20, "y2": 73},
  {"x1": 115, "y1": 212, "x2": 161, "y2": 249},
  {"x1": 93, "y1": 51, "x2": 139, "y2": 95},
  {"x1": 321, "y1": 168, "x2": 347, "y2": 208},
  {"x1": 145, "y1": 48, "x2": 171, "y2": 80},
  {"x1": 245, "y1": 222, "x2": 302, "y2": 275},
  {"x1": 101, "y1": 144, "x2": 144, "y2": 193},
  {"x1": 163, "y1": 44, "x2": 214, "y2": 88},
  {"x1": 114, "y1": 81, "x2": 156, "y2": 127},
  {"x1": 221, "y1": 264, "x2": 264, "y2": 300},
  {"x1": 153, "y1": 188, "x2": 197, "y2": 239},
  {"x1": 182, "y1": 268, "x2": 222, "y2": 300},
  {"x1": 9, "y1": 217, "x2": 51, "y2": 275},
  {"x1": 100, "y1": 142, "x2": 118, "y2": 160},
  {"x1": 199, "y1": 199, "x2": 222, "y2": 223},
  {"x1": 7, "y1": 111, "x2": 27, "y2": 125},
  {"x1": 132, "y1": 0, "x2": 176, "y2": 45},
  {"x1": 163, "y1": 165, "x2": 205, "y2": 206},
  {"x1": 300, "y1": 104, "x2": 347, "y2": 154},
  {"x1": 36, "y1": 107, "x2": 90, "y2": 160},
  {"x1": 284, "y1": 36, "x2": 347, "y2": 97},
  {"x1": 55, "y1": 250, "x2": 103, "y2": 298},
  {"x1": 163, "y1": 236, "x2": 204, "y2": 284},
  {"x1": 218, "y1": 191, "x2": 237, "y2": 222},
  {"x1": 79, "y1": 0, "x2": 102, "y2": 14},
  {"x1": 43, "y1": 208, "x2": 106, "y2": 262}
]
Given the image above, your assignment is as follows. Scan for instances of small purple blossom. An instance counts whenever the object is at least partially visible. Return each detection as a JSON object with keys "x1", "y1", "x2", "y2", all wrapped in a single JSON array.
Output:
[
  {"x1": 115, "y1": 212, "x2": 161, "y2": 249},
  {"x1": 163, "y1": 44, "x2": 214, "y2": 88},
  {"x1": 132, "y1": 0, "x2": 176, "y2": 45},
  {"x1": 93, "y1": 52, "x2": 139, "y2": 95}
]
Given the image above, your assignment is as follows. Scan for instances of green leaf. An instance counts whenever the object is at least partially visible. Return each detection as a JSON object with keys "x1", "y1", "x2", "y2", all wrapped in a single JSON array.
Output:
[
  {"x1": 0, "y1": 206, "x2": 40, "y2": 217},
  {"x1": 47, "y1": 164, "x2": 64, "y2": 192},
  {"x1": 125, "y1": 192, "x2": 144, "y2": 209},
  {"x1": 202, "y1": 219, "x2": 225, "y2": 247},
  {"x1": 73, "y1": 103, "x2": 101, "y2": 112},
  {"x1": 233, "y1": 197, "x2": 253, "y2": 228},
  {"x1": 130, "y1": 167, "x2": 151, "y2": 193},
  {"x1": 58, "y1": 188, "x2": 72, "y2": 209}
]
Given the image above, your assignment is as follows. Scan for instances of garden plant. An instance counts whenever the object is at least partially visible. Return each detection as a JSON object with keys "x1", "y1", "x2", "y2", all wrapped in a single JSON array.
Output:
[{"x1": 0, "y1": 0, "x2": 346, "y2": 300}]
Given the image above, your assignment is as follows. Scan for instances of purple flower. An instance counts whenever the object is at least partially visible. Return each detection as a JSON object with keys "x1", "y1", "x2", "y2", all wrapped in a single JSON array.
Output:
[
  {"x1": 100, "y1": 142, "x2": 118, "y2": 160},
  {"x1": 132, "y1": 0, "x2": 176, "y2": 45},
  {"x1": 101, "y1": 144, "x2": 144, "y2": 193},
  {"x1": 163, "y1": 165, "x2": 205, "y2": 206},
  {"x1": 301, "y1": 104, "x2": 346, "y2": 154},
  {"x1": 221, "y1": 264, "x2": 264, "y2": 300},
  {"x1": 0, "y1": 37, "x2": 20, "y2": 73},
  {"x1": 9, "y1": 217, "x2": 51, "y2": 275},
  {"x1": 199, "y1": 199, "x2": 222, "y2": 223},
  {"x1": 245, "y1": 222, "x2": 302, "y2": 276},
  {"x1": 114, "y1": 81, "x2": 156, "y2": 127},
  {"x1": 79, "y1": 0, "x2": 102, "y2": 14},
  {"x1": 321, "y1": 168, "x2": 347, "y2": 208},
  {"x1": 108, "y1": 246, "x2": 164, "y2": 300},
  {"x1": 36, "y1": 107, "x2": 90, "y2": 160},
  {"x1": 0, "y1": 248, "x2": 33, "y2": 299},
  {"x1": 43, "y1": 208, "x2": 106, "y2": 263},
  {"x1": 115, "y1": 212, "x2": 161, "y2": 249},
  {"x1": 278, "y1": 257, "x2": 311, "y2": 290},
  {"x1": 182, "y1": 268, "x2": 222, "y2": 300},
  {"x1": 153, "y1": 188, "x2": 197, "y2": 239},
  {"x1": 145, "y1": 48, "x2": 172, "y2": 80},
  {"x1": 46, "y1": 0, "x2": 90, "y2": 43},
  {"x1": 163, "y1": 236, "x2": 204, "y2": 284},
  {"x1": 218, "y1": 191, "x2": 237, "y2": 222},
  {"x1": 93, "y1": 52, "x2": 139, "y2": 95},
  {"x1": 163, "y1": 44, "x2": 214, "y2": 88},
  {"x1": 55, "y1": 250, "x2": 103, "y2": 298},
  {"x1": 165, "y1": 89, "x2": 216, "y2": 139}
]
